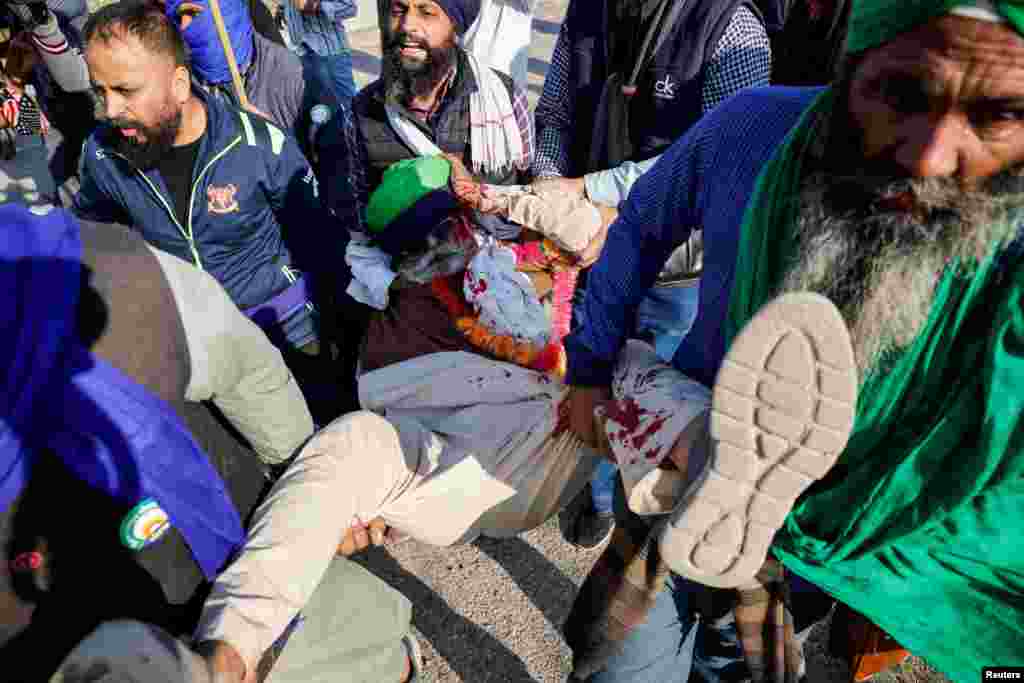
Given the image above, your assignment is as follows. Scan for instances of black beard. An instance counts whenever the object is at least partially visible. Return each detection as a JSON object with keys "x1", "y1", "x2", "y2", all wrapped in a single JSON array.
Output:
[
  {"x1": 107, "y1": 108, "x2": 183, "y2": 171},
  {"x1": 383, "y1": 31, "x2": 457, "y2": 100}
]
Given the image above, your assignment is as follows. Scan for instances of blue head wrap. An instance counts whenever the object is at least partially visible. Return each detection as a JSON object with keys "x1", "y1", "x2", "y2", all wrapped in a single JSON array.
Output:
[
  {"x1": 166, "y1": 0, "x2": 254, "y2": 85},
  {"x1": 0, "y1": 205, "x2": 244, "y2": 579},
  {"x1": 434, "y1": 0, "x2": 481, "y2": 33}
]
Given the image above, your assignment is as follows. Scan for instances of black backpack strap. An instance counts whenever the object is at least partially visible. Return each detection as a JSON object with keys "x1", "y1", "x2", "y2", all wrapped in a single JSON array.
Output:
[{"x1": 627, "y1": 0, "x2": 689, "y2": 87}]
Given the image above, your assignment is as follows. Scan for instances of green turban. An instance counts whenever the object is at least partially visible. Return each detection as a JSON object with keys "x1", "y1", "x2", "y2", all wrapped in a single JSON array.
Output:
[
  {"x1": 365, "y1": 156, "x2": 452, "y2": 234},
  {"x1": 846, "y1": 0, "x2": 1024, "y2": 55},
  {"x1": 727, "y1": 3, "x2": 1024, "y2": 678}
]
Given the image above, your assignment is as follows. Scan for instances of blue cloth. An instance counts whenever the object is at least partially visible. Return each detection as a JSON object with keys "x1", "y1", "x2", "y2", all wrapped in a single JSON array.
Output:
[
  {"x1": 73, "y1": 86, "x2": 340, "y2": 351},
  {"x1": 583, "y1": 156, "x2": 661, "y2": 208},
  {"x1": 635, "y1": 281, "x2": 701, "y2": 362},
  {"x1": 584, "y1": 572, "x2": 701, "y2": 683},
  {"x1": 579, "y1": 477, "x2": 760, "y2": 683},
  {"x1": 434, "y1": 0, "x2": 481, "y2": 34},
  {"x1": 589, "y1": 457, "x2": 618, "y2": 514},
  {"x1": 0, "y1": 205, "x2": 244, "y2": 579},
  {"x1": 583, "y1": 573, "x2": 751, "y2": 683},
  {"x1": 585, "y1": 483, "x2": 750, "y2": 683},
  {"x1": 565, "y1": 86, "x2": 821, "y2": 388},
  {"x1": 46, "y1": 0, "x2": 88, "y2": 22},
  {"x1": 166, "y1": 0, "x2": 254, "y2": 86},
  {"x1": 301, "y1": 50, "x2": 355, "y2": 111},
  {"x1": 287, "y1": 1, "x2": 357, "y2": 112},
  {"x1": 284, "y1": 0, "x2": 356, "y2": 58}
]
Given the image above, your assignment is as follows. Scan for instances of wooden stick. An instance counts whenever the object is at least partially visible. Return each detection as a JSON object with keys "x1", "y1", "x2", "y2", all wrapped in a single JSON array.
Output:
[{"x1": 207, "y1": 0, "x2": 250, "y2": 109}]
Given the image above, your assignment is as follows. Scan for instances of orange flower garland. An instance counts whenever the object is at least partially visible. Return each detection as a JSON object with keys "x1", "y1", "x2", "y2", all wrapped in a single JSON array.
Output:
[{"x1": 431, "y1": 274, "x2": 567, "y2": 377}]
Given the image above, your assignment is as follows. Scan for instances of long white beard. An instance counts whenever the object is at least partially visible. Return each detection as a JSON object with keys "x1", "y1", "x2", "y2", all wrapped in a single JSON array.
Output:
[{"x1": 779, "y1": 173, "x2": 1022, "y2": 377}]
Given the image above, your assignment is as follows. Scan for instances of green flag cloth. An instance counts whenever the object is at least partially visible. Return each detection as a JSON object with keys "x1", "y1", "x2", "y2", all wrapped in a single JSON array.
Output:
[
  {"x1": 365, "y1": 156, "x2": 452, "y2": 234},
  {"x1": 725, "y1": 84, "x2": 1024, "y2": 680},
  {"x1": 846, "y1": 0, "x2": 1024, "y2": 54}
]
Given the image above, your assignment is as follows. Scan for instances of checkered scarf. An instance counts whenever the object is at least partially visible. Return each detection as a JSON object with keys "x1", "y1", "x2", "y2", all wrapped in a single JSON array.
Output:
[{"x1": 387, "y1": 53, "x2": 528, "y2": 176}]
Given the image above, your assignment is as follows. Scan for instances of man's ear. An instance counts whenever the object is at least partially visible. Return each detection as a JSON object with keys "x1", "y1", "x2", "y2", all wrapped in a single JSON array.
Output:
[{"x1": 171, "y1": 64, "x2": 191, "y2": 105}]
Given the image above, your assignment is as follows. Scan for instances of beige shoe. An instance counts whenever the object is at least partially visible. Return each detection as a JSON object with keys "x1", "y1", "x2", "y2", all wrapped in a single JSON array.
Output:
[{"x1": 659, "y1": 292, "x2": 858, "y2": 588}]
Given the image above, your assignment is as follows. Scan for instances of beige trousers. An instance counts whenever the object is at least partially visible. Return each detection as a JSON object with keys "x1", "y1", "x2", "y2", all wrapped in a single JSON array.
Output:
[
  {"x1": 198, "y1": 400, "x2": 597, "y2": 674},
  {"x1": 198, "y1": 341, "x2": 704, "y2": 677}
]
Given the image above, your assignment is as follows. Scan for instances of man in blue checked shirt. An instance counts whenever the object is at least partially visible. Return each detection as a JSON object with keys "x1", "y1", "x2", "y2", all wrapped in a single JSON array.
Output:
[
  {"x1": 532, "y1": 0, "x2": 773, "y2": 551},
  {"x1": 280, "y1": 0, "x2": 358, "y2": 110}
]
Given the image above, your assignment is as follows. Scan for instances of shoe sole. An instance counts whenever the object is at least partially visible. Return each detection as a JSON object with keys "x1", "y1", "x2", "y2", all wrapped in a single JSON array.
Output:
[{"x1": 659, "y1": 292, "x2": 857, "y2": 588}]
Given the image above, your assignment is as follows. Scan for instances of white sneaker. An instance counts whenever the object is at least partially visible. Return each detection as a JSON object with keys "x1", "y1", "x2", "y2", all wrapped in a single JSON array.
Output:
[{"x1": 659, "y1": 292, "x2": 858, "y2": 588}]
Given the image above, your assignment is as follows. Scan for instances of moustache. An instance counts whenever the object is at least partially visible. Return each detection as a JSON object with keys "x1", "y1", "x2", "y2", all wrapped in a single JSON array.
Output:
[
  {"x1": 829, "y1": 167, "x2": 1024, "y2": 215},
  {"x1": 386, "y1": 32, "x2": 429, "y2": 52},
  {"x1": 825, "y1": 160, "x2": 959, "y2": 217},
  {"x1": 109, "y1": 119, "x2": 144, "y2": 130}
]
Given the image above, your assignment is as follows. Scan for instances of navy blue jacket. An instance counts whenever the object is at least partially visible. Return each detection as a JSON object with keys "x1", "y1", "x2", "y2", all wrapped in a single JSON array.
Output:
[
  {"x1": 541, "y1": 0, "x2": 760, "y2": 175},
  {"x1": 74, "y1": 86, "x2": 345, "y2": 348}
]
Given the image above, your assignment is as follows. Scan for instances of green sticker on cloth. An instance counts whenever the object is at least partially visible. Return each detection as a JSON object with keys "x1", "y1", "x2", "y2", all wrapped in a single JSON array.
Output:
[{"x1": 119, "y1": 498, "x2": 172, "y2": 551}]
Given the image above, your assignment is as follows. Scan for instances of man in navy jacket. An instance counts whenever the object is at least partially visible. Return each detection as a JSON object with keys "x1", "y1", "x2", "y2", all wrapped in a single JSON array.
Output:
[{"x1": 74, "y1": 0, "x2": 351, "y2": 419}]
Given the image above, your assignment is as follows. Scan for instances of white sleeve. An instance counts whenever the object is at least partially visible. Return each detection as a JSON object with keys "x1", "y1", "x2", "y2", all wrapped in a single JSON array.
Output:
[{"x1": 345, "y1": 232, "x2": 397, "y2": 310}]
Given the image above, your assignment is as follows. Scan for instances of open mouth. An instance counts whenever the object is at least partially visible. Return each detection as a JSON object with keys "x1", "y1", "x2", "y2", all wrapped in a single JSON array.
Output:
[
  {"x1": 112, "y1": 122, "x2": 143, "y2": 141},
  {"x1": 877, "y1": 190, "x2": 915, "y2": 213},
  {"x1": 399, "y1": 42, "x2": 427, "y2": 58}
]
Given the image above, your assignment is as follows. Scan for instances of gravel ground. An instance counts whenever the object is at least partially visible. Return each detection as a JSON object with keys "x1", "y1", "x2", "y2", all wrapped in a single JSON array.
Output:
[
  {"x1": 353, "y1": 519, "x2": 596, "y2": 682},
  {"x1": 354, "y1": 519, "x2": 947, "y2": 683}
]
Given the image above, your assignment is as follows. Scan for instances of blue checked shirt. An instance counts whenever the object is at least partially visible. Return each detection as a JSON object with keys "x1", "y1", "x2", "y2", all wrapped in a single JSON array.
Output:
[
  {"x1": 283, "y1": 0, "x2": 356, "y2": 57},
  {"x1": 533, "y1": 5, "x2": 772, "y2": 179},
  {"x1": 564, "y1": 87, "x2": 820, "y2": 389}
]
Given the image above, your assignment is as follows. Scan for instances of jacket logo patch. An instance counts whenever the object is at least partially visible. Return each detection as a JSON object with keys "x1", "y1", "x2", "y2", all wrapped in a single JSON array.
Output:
[
  {"x1": 303, "y1": 167, "x2": 319, "y2": 199},
  {"x1": 654, "y1": 74, "x2": 677, "y2": 100},
  {"x1": 207, "y1": 183, "x2": 240, "y2": 214},
  {"x1": 120, "y1": 498, "x2": 171, "y2": 551}
]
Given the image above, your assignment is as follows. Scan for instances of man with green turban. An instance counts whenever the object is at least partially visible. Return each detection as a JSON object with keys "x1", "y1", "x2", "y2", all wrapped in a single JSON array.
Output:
[{"x1": 561, "y1": 1, "x2": 1024, "y2": 681}]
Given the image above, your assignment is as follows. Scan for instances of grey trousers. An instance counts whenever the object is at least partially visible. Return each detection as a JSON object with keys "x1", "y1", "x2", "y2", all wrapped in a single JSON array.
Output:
[{"x1": 267, "y1": 559, "x2": 412, "y2": 683}]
